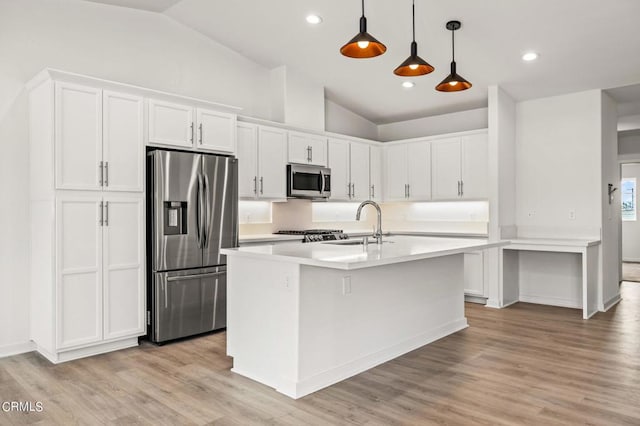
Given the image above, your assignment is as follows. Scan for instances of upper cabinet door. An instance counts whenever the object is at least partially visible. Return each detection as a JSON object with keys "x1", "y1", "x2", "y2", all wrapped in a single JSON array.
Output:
[
  {"x1": 369, "y1": 146, "x2": 383, "y2": 202},
  {"x1": 327, "y1": 139, "x2": 350, "y2": 201},
  {"x1": 288, "y1": 131, "x2": 327, "y2": 166},
  {"x1": 56, "y1": 195, "x2": 103, "y2": 349},
  {"x1": 349, "y1": 142, "x2": 370, "y2": 201},
  {"x1": 55, "y1": 83, "x2": 102, "y2": 191},
  {"x1": 196, "y1": 108, "x2": 236, "y2": 154},
  {"x1": 257, "y1": 126, "x2": 287, "y2": 199},
  {"x1": 148, "y1": 99, "x2": 194, "y2": 148},
  {"x1": 461, "y1": 133, "x2": 489, "y2": 199},
  {"x1": 237, "y1": 123, "x2": 258, "y2": 199},
  {"x1": 102, "y1": 194, "x2": 145, "y2": 340},
  {"x1": 431, "y1": 137, "x2": 462, "y2": 200},
  {"x1": 407, "y1": 142, "x2": 431, "y2": 201},
  {"x1": 103, "y1": 91, "x2": 144, "y2": 192},
  {"x1": 384, "y1": 144, "x2": 408, "y2": 201}
]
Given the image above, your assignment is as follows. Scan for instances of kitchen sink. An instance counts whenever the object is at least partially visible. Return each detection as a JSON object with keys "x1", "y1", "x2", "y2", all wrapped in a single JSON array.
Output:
[{"x1": 322, "y1": 239, "x2": 394, "y2": 246}]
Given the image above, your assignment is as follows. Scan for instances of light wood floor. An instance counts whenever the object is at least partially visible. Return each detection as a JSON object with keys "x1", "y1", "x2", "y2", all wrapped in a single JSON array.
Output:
[{"x1": 2, "y1": 283, "x2": 640, "y2": 425}]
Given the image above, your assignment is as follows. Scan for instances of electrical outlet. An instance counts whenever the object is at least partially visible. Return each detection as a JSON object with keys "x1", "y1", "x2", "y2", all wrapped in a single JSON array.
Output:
[
  {"x1": 342, "y1": 276, "x2": 352, "y2": 295},
  {"x1": 569, "y1": 210, "x2": 576, "y2": 220},
  {"x1": 527, "y1": 211, "x2": 536, "y2": 218}
]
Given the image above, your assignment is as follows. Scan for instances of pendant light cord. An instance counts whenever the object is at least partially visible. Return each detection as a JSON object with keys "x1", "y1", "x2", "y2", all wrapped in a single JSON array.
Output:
[
  {"x1": 412, "y1": 0, "x2": 416, "y2": 42},
  {"x1": 451, "y1": 28, "x2": 455, "y2": 62},
  {"x1": 361, "y1": 0, "x2": 365, "y2": 17}
]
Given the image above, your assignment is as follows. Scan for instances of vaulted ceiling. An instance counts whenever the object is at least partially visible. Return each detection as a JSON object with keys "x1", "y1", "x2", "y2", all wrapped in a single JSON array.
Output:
[{"x1": 84, "y1": 0, "x2": 640, "y2": 124}]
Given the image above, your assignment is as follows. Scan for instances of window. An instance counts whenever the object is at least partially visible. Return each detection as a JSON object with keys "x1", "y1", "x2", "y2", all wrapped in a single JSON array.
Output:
[{"x1": 621, "y1": 178, "x2": 636, "y2": 221}]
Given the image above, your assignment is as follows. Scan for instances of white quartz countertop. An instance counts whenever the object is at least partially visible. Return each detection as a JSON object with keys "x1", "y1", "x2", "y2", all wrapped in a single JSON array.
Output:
[
  {"x1": 238, "y1": 234, "x2": 303, "y2": 243},
  {"x1": 223, "y1": 235, "x2": 507, "y2": 270}
]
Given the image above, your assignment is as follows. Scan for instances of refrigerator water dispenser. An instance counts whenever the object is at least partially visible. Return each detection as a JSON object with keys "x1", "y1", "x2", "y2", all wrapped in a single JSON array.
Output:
[{"x1": 164, "y1": 201, "x2": 187, "y2": 235}]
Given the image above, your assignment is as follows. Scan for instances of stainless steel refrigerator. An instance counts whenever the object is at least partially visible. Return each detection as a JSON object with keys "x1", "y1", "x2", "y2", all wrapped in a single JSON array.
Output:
[{"x1": 147, "y1": 149, "x2": 238, "y2": 343}]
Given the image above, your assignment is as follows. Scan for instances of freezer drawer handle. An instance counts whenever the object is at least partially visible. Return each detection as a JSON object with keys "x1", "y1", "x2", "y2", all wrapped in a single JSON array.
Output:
[{"x1": 166, "y1": 271, "x2": 225, "y2": 282}]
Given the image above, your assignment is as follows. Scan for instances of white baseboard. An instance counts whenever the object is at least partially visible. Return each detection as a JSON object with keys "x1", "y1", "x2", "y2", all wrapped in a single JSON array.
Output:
[
  {"x1": 464, "y1": 294, "x2": 487, "y2": 304},
  {"x1": 0, "y1": 341, "x2": 35, "y2": 358},
  {"x1": 602, "y1": 293, "x2": 622, "y2": 312},
  {"x1": 519, "y1": 294, "x2": 581, "y2": 310},
  {"x1": 501, "y1": 299, "x2": 519, "y2": 308}
]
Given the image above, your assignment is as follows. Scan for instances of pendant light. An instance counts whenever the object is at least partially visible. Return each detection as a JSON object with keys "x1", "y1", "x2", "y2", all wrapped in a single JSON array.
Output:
[
  {"x1": 394, "y1": 0, "x2": 434, "y2": 76},
  {"x1": 340, "y1": 0, "x2": 387, "y2": 58},
  {"x1": 435, "y1": 20, "x2": 472, "y2": 92}
]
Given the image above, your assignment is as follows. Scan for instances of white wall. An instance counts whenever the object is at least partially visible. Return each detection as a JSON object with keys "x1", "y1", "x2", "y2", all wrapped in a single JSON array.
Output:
[
  {"x1": 619, "y1": 131, "x2": 640, "y2": 156},
  {"x1": 515, "y1": 90, "x2": 602, "y2": 239},
  {"x1": 270, "y1": 66, "x2": 325, "y2": 131},
  {"x1": 621, "y1": 164, "x2": 640, "y2": 261},
  {"x1": 600, "y1": 92, "x2": 621, "y2": 306},
  {"x1": 325, "y1": 100, "x2": 378, "y2": 140},
  {"x1": 0, "y1": 0, "x2": 274, "y2": 352},
  {"x1": 377, "y1": 108, "x2": 488, "y2": 142}
]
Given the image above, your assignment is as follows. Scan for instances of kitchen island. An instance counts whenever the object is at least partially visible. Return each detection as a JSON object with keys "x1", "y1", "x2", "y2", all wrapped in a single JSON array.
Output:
[{"x1": 221, "y1": 236, "x2": 506, "y2": 398}]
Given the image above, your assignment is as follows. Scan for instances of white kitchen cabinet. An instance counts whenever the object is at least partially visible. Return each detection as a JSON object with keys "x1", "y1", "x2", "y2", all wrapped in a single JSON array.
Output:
[
  {"x1": 56, "y1": 196, "x2": 103, "y2": 349},
  {"x1": 350, "y1": 142, "x2": 370, "y2": 201},
  {"x1": 102, "y1": 195, "x2": 145, "y2": 340},
  {"x1": 29, "y1": 75, "x2": 146, "y2": 363},
  {"x1": 258, "y1": 126, "x2": 288, "y2": 199},
  {"x1": 370, "y1": 146, "x2": 382, "y2": 201},
  {"x1": 289, "y1": 131, "x2": 327, "y2": 166},
  {"x1": 327, "y1": 138, "x2": 370, "y2": 201},
  {"x1": 464, "y1": 251, "x2": 485, "y2": 297},
  {"x1": 148, "y1": 99, "x2": 194, "y2": 148},
  {"x1": 237, "y1": 123, "x2": 287, "y2": 200},
  {"x1": 196, "y1": 108, "x2": 236, "y2": 153},
  {"x1": 54, "y1": 82, "x2": 103, "y2": 191},
  {"x1": 54, "y1": 84, "x2": 144, "y2": 192},
  {"x1": 328, "y1": 139, "x2": 350, "y2": 200},
  {"x1": 384, "y1": 142, "x2": 431, "y2": 201},
  {"x1": 432, "y1": 132, "x2": 488, "y2": 200},
  {"x1": 148, "y1": 99, "x2": 236, "y2": 154},
  {"x1": 461, "y1": 133, "x2": 489, "y2": 199},
  {"x1": 55, "y1": 193, "x2": 144, "y2": 351},
  {"x1": 103, "y1": 91, "x2": 144, "y2": 192}
]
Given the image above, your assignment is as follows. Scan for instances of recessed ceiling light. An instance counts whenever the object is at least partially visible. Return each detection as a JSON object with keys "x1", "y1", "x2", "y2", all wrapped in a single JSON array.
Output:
[
  {"x1": 402, "y1": 81, "x2": 415, "y2": 89},
  {"x1": 306, "y1": 14, "x2": 323, "y2": 25},
  {"x1": 522, "y1": 52, "x2": 538, "y2": 62}
]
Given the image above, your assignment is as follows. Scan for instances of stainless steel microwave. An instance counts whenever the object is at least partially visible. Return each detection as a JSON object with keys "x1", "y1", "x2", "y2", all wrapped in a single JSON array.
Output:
[{"x1": 287, "y1": 164, "x2": 331, "y2": 199}]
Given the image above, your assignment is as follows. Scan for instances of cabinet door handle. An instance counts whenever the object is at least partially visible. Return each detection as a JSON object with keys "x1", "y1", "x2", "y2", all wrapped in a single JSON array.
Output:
[
  {"x1": 199, "y1": 123, "x2": 203, "y2": 144},
  {"x1": 104, "y1": 201, "x2": 109, "y2": 226},
  {"x1": 99, "y1": 201, "x2": 103, "y2": 226},
  {"x1": 253, "y1": 176, "x2": 257, "y2": 194},
  {"x1": 371, "y1": 184, "x2": 375, "y2": 198},
  {"x1": 260, "y1": 177, "x2": 264, "y2": 195},
  {"x1": 99, "y1": 161, "x2": 103, "y2": 186},
  {"x1": 190, "y1": 122, "x2": 194, "y2": 143},
  {"x1": 310, "y1": 146, "x2": 313, "y2": 162},
  {"x1": 457, "y1": 181, "x2": 460, "y2": 196},
  {"x1": 347, "y1": 183, "x2": 351, "y2": 199},
  {"x1": 104, "y1": 162, "x2": 109, "y2": 187},
  {"x1": 351, "y1": 183, "x2": 355, "y2": 199},
  {"x1": 461, "y1": 180, "x2": 464, "y2": 196}
]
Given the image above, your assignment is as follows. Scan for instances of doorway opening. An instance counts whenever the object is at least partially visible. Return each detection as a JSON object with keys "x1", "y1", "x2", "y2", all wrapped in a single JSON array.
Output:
[{"x1": 621, "y1": 162, "x2": 640, "y2": 282}]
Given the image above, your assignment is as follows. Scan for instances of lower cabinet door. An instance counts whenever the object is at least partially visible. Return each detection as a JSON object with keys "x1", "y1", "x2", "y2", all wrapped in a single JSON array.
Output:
[
  {"x1": 153, "y1": 267, "x2": 227, "y2": 343},
  {"x1": 103, "y1": 194, "x2": 145, "y2": 340},
  {"x1": 56, "y1": 195, "x2": 103, "y2": 349}
]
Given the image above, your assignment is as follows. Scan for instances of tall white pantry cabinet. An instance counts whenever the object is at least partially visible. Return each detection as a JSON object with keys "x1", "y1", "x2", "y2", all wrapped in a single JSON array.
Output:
[{"x1": 29, "y1": 77, "x2": 145, "y2": 363}]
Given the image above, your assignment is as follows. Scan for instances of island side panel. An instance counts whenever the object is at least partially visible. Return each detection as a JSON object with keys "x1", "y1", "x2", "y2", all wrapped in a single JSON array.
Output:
[
  {"x1": 295, "y1": 254, "x2": 467, "y2": 398},
  {"x1": 226, "y1": 256, "x2": 301, "y2": 396}
]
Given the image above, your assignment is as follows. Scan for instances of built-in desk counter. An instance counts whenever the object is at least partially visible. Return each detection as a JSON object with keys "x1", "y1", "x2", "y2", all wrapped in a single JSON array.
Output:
[{"x1": 502, "y1": 238, "x2": 601, "y2": 319}]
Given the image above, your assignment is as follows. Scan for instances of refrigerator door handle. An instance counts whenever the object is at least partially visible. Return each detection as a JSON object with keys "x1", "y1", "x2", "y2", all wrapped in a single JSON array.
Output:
[
  {"x1": 196, "y1": 174, "x2": 203, "y2": 248},
  {"x1": 203, "y1": 173, "x2": 210, "y2": 248}
]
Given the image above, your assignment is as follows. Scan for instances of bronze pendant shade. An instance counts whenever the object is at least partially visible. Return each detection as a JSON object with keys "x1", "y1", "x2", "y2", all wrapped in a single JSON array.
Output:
[
  {"x1": 340, "y1": 0, "x2": 387, "y2": 58},
  {"x1": 436, "y1": 21, "x2": 472, "y2": 92},
  {"x1": 394, "y1": 1, "x2": 434, "y2": 76}
]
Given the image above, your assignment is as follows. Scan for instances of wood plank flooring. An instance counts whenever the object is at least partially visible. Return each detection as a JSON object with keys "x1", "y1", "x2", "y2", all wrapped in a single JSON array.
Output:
[{"x1": 1, "y1": 282, "x2": 640, "y2": 425}]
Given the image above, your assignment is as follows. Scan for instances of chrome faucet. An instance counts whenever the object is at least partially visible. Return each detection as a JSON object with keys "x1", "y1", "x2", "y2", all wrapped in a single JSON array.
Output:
[{"x1": 356, "y1": 200, "x2": 383, "y2": 244}]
